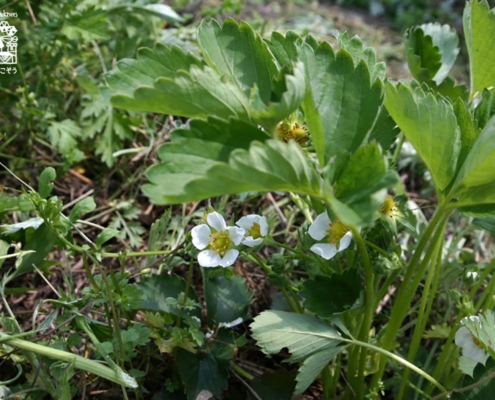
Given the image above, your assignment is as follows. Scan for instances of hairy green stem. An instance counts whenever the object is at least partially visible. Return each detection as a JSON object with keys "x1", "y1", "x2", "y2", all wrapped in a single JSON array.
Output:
[
  {"x1": 340, "y1": 338, "x2": 448, "y2": 394},
  {"x1": 352, "y1": 227, "x2": 375, "y2": 398},
  {"x1": 397, "y1": 219, "x2": 446, "y2": 399},
  {"x1": 369, "y1": 206, "x2": 450, "y2": 391},
  {"x1": 88, "y1": 254, "x2": 126, "y2": 368},
  {"x1": 427, "y1": 258, "x2": 495, "y2": 394},
  {"x1": 0, "y1": 332, "x2": 137, "y2": 388},
  {"x1": 248, "y1": 253, "x2": 302, "y2": 314},
  {"x1": 373, "y1": 270, "x2": 400, "y2": 311},
  {"x1": 176, "y1": 259, "x2": 194, "y2": 328},
  {"x1": 321, "y1": 365, "x2": 332, "y2": 399},
  {"x1": 230, "y1": 362, "x2": 254, "y2": 381}
]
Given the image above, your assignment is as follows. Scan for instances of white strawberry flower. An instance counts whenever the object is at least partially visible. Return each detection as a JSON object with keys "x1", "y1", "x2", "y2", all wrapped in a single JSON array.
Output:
[
  {"x1": 308, "y1": 212, "x2": 353, "y2": 260},
  {"x1": 191, "y1": 212, "x2": 245, "y2": 268},
  {"x1": 235, "y1": 214, "x2": 268, "y2": 247},
  {"x1": 455, "y1": 316, "x2": 489, "y2": 364}
]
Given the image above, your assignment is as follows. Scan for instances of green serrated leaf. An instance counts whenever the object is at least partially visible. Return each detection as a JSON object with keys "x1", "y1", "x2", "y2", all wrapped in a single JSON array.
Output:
[
  {"x1": 337, "y1": 32, "x2": 386, "y2": 81},
  {"x1": 472, "y1": 217, "x2": 495, "y2": 233},
  {"x1": 266, "y1": 31, "x2": 302, "y2": 69},
  {"x1": 198, "y1": 18, "x2": 278, "y2": 105},
  {"x1": 137, "y1": 273, "x2": 199, "y2": 316},
  {"x1": 475, "y1": 89, "x2": 495, "y2": 130},
  {"x1": 300, "y1": 42, "x2": 383, "y2": 170},
  {"x1": 252, "y1": 371, "x2": 297, "y2": 400},
  {"x1": 367, "y1": 106, "x2": 400, "y2": 151},
  {"x1": 47, "y1": 120, "x2": 85, "y2": 163},
  {"x1": 405, "y1": 23, "x2": 459, "y2": 85},
  {"x1": 384, "y1": 81, "x2": 460, "y2": 193},
  {"x1": 453, "y1": 115, "x2": 495, "y2": 197},
  {"x1": 13, "y1": 223, "x2": 59, "y2": 279},
  {"x1": 295, "y1": 347, "x2": 345, "y2": 395},
  {"x1": 106, "y1": 43, "x2": 203, "y2": 99},
  {"x1": 39, "y1": 167, "x2": 56, "y2": 199},
  {"x1": 250, "y1": 310, "x2": 341, "y2": 362},
  {"x1": 61, "y1": 8, "x2": 109, "y2": 41},
  {"x1": 204, "y1": 268, "x2": 252, "y2": 326},
  {"x1": 177, "y1": 348, "x2": 230, "y2": 400},
  {"x1": 452, "y1": 358, "x2": 495, "y2": 399},
  {"x1": 250, "y1": 62, "x2": 306, "y2": 131},
  {"x1": 95, "y1": 228, "x2": 120, "y2": 248},
  {"x1": 464, "y1": 0, "x2": 495, "y2": 97},
  {"x1": 143, "y1": 118, "x2": 321, "y2": 204},
  {"x1": 301, "y1": 269, "x2": 363, "y2": 318},
  {"x1": 332, "y1": 142, "x2": 398, "y2": 226},
  {"x1": 69, "y1": 197, "x2": 96, "y2": 223},
  {"x1": 455, "y1": 99, "x2": 478, "y2": 175},
  {"x1": 111, "y1": 64, "x2": 251, "y2": 120}
]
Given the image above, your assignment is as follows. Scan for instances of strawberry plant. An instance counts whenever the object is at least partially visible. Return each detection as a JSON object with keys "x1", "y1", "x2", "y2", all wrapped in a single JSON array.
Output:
[{"x1": 3, "y1": 1, "x2": 495, "y2": 399}]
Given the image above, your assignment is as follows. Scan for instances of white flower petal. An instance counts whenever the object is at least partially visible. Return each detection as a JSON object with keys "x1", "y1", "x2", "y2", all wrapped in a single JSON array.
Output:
[
  {"x1": 243, "y1": 237, "x2": 264, "y2": 247},
  {"x1": 197, "y1": 250, "x2": 222, "y2": 267},
  {"x1": 338, "y1": 231, "x2": 353, "y2": 252},
  {"x1": 235, "y1": 215, "x2": 257, "y2": 231},
  {"x1": 219, "y1": 249, "x2": 239, "y2": 267},
  {"x1": 259, "y1": 216, "x2": 269, "y2": 236},
  {"x1": 464, "y1": 342, "x2": 489, "y2": 363},
  {"x1": 310, "y1": 243, "x2": 337, "y2": 260},
  {"x1": 455, "y1": 326, "x2": 489, "y2": 364},
  {"x1": 308, "y1": 212, "x2": 331, "y2": 241},
  {"x1": 191, "y1": 224, "x2": 211, "y2": 250},
  {"x1": 227, "y1": 226, "x2": 245, "y2": 246},
  {"x1": 207, "y1": 211, "x2": 227, "y2": 231},
  {"x1": 218, "y1": 317, "x2": 243, "y2": 329},
  {"x1": 455, "y1": 327, "x2": 473, "y2": 347}
]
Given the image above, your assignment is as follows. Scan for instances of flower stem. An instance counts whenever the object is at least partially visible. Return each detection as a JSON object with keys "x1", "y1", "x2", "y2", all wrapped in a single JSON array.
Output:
[
  {"x1": 397, "y1": 218, "x2": 446, "y2": 400},
  {"x1": 369, "y1": 205, "x2": 450, "y2": 392},
  {"x1": 248, "y1": 253, "x2": 302, "y2": 314},
  {"x1": 230, "y1": 361, "x2": 254, "y2": 381},
  {"x1": 321, "y1": 365, "x2": 332, "y2": 399},
  {"x1": 176, "y1": 259, "x2": 194, "y2": 328},
  {"x1": 350, "y1": 226, "x2": 375, "y2": 399},
  {"x1": 339, "y1": 337, "x2": 448, "y2": 394}
]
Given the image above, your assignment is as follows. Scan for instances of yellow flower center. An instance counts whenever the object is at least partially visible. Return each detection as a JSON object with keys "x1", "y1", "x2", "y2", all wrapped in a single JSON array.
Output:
[
  {"x1": 208, "y1": 230, "x2": 232, "y2": 257},
  {"x1": 247, "y1": 223, "x2": 262, "y2": 239},
  {"x1": 380, "y1": 196, "x2": 399, "y2": 218},
  {"x1": 326, "y1": 220, "x2": 349, "y2": 244},
  {"x1": 276, "y1": 122, "x2": 309, "y2": 145}
]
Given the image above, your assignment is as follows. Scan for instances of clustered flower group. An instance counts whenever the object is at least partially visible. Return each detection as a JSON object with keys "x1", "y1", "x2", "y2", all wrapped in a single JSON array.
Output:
[
  {"x1": 191, "y1": 212, "x2": 268, "y2": 268},
  {"x1": 191, "y1": 209, "x2": 357, "y2": 268}
]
